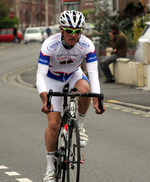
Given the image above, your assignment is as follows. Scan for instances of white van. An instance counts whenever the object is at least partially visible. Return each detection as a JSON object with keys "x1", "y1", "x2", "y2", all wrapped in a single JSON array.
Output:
[
  {"x1": 134, "y1": 22, "x2": 150, "y2": 62},
  {"x1": 24, "y1": 27, "x2": 43, "y2": 44}
]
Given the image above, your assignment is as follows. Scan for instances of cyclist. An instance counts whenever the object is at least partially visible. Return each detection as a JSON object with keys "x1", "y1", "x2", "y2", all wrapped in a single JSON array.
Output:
[{"x1": 36, "y1": 10, "x2": 105, "y2": 182}]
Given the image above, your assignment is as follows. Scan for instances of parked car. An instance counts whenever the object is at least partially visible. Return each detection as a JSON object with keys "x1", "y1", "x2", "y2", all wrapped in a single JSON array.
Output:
[
  {"x1": 0, "y1": 29, "x2": 23, "y2": 43},
  {"x1": 134, "y1": 22, "x2": 150, "y2": 62},
  {"x1": 24, "y1": 27, "x2": 43, "y2": 44}
]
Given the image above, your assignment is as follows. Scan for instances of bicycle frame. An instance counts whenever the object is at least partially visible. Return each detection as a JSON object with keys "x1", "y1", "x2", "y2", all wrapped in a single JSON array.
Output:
[{"x1": 47, "y1": 84, "x2": 104, "y2": 182}]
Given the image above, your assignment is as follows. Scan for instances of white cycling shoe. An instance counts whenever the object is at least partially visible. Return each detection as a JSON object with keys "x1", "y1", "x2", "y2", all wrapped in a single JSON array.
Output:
[
  {"x1": 79, "y1": 127, "x2": 89, "y2": 148},
  {"x1": 43, "y1": 171, "x2": 56, "y2": 182}
]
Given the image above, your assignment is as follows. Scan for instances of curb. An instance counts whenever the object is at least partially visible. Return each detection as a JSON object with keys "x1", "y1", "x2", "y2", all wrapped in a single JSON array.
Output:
[{"x1": 2, "y1": 63, "x2": 37, "y2": 92}]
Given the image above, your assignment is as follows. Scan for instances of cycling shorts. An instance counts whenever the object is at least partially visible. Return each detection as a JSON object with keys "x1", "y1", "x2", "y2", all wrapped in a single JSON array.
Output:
[{"x1": 46, "y1": 67, "x2": 89, "y2": 112}]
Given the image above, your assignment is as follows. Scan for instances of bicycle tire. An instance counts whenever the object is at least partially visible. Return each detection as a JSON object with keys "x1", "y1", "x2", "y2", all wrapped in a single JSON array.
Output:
[
  {"x1": 55, "y1": 119, "x2": 80, "y2": 182},
  {"x1": 55, "y1": 126, "x2": 66, "y2": 182},
  {"x1": 66, "y1": 119, "x2": 80, "y2": 182}
]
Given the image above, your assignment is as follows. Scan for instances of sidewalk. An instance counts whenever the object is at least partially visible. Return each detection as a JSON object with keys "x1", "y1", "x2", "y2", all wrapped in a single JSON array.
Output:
[
  {"x1": 100, "y1": 79, "x2": 150, "y2": 112},
  {"x1": 21, "y1": 65, "x2": 150, "y2": 112}
]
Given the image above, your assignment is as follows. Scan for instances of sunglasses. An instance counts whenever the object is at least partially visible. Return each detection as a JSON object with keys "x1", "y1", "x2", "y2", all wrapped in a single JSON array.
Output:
[{"x1": 63, "y1": 28, "x2": 82, "y2": 35}]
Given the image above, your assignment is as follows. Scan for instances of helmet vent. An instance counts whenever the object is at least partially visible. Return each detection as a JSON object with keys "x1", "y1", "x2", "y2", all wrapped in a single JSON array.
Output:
[
  {"x1": 73, "y1": 11, "x2": 76, "y2": 22},
  {"x1": 61, "y1": 20, "x2": 65, "y2": 25},
  {"x1": 66, "y1": 14, "x2": 72, "y2": 27},
  {"x1": 77, "y1": 15, "x2": 82, "y2": 27}
]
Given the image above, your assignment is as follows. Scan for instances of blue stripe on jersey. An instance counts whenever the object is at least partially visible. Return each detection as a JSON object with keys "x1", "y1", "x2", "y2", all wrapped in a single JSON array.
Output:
[
  {"x1": 47, "y1": 70, "x2": 74, "y2": 82},
  {"x1": 82, "y1": 74, "x2": 89, "y2": 83},
  {"x1": 38, "y1": 51, "x2": 50, "y2": 65},
  {"x1": 86, "y1": 50, "x2": 97, "y2": 63}
]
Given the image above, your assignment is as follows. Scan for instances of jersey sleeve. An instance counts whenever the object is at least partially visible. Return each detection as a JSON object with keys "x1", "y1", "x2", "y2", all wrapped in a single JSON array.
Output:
[
  {"x1": 38, "y1": 39, "x2": 51, "y2": 65},
  {"x1": 86, "y1": 50, "x2": 97, "y2": 63},
  {"x1": 36, "y1": 40, "x2": 51, "y2": 94},
  {"x1": 36, "y1": 63, "x2": 49, "y2": 94},
  {"x1": 85, "y1": 41, "x2": 101, "y2": 94},
  {"x1": 87, "y1": 61, "x2": 101, "y2": 94}
]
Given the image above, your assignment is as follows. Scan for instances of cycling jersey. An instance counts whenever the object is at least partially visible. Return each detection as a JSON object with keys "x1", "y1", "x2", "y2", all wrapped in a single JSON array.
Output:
[{"x1": 36, "y1": 33, "x2": 101, "y2": 95}]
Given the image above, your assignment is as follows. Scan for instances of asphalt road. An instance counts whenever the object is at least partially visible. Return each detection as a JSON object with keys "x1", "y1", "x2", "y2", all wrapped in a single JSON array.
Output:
[{"x1": 0, "y1": 42, "x2": 150, "y2": 182}]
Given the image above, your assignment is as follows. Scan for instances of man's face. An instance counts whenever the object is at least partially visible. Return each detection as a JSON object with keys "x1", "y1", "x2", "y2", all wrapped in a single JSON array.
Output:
[
  {"x1": 60, "y1": 26, "x2": 82, "y2": 46},
  {"x1": 111, "y1": 29, "x2": 117, "y2": 35}
]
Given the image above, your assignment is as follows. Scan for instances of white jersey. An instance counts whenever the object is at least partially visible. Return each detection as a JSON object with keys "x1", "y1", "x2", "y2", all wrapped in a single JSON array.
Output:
[{"x1": 36, "y1": 33, "x2": 101, "y2": 94}]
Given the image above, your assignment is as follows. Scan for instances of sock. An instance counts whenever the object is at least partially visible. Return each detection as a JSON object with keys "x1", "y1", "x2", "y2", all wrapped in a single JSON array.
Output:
[
  {"x1": 46, "y1": 152, "x2": 55, "y2": 172},
  {"x1": 77, "y1": 113, "x2": 86, "y2": 128}
]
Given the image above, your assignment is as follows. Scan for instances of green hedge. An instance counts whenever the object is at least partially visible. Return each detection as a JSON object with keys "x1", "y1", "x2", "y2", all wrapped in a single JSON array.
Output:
[{"x1": 0, "y1": 16, "x2": 18, "y2": 29}]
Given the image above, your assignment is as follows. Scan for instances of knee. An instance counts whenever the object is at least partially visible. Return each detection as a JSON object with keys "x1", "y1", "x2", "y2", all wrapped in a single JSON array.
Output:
[
  {"x1": 78, "y1": 84, "x2": 90, "y2": 93},
  {"x1": 48, "y1": 119, "x2": 60, "y2": 132}
]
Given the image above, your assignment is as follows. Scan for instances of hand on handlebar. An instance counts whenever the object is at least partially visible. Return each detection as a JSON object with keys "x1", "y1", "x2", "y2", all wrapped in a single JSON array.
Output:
[
  {"x1": 93, "y1": 97, "x2": 105, "y2": 114},
  {"x1": 94, "y1": 103, "x2": 105, "y2": 114},
  {"x1": 41, "y1": 102, "x2": 53, "y2": 114}
]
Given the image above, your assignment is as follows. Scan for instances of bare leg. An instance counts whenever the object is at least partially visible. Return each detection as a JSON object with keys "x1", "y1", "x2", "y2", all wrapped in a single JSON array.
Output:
[
  {"x1": 45, "y1": 111, "x2": 61, "y2": 152},
  {"x1": 74, "y1": 79, "x2": 91, "y2": 115},
  {"x1": 74, "y1": 79, "x2": 90, "y2": 147}
]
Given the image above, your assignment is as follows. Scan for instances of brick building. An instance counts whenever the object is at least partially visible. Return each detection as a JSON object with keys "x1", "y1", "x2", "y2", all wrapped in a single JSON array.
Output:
[
  {"x1": 4, "y1": 0, "x2": 150, "y2": 29},
  {"x1": 5, "y1": 0, "x2": 62, "y2": 29}
]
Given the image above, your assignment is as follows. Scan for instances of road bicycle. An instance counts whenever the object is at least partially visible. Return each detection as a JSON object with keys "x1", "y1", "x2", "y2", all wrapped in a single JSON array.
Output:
[{"x1": 47, "y1": 84, "x2": 104, "y2": 182}]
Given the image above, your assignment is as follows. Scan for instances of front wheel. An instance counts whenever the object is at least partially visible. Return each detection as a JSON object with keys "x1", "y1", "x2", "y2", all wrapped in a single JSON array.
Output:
[
  {"x1": 66, "y1": 119, "x2": 80, "y2": 182},
  {"x1": 55, "y1": 126, "x2": 66, "y2": 182},
  {"x1": 55, "y1": 119, "x2": 80, "y2": 182}
]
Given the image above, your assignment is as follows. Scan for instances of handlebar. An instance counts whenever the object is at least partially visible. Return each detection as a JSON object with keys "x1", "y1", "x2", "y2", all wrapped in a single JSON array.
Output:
[{"x1": 47, "y1": 89, "x2": 104, "y2": 111}]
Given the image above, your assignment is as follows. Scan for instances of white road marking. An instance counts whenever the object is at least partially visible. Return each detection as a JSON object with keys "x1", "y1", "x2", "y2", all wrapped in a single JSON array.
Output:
[
  {"x1": 0, "y1": 165, "x2": 8, "y2": 169},
  {"x1": 0, "y1": 164, "x2": 33, "y2": 181},
  {"x1": 16, "y1": 178, "x2": 33, "y2": 182},
  {"x1": 5, "y1": 171, "x2": 20, "y2": 176}
]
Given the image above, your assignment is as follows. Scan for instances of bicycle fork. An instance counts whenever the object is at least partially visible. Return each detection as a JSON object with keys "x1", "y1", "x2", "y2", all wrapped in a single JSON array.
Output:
[{"x1": 62, "y1": 123, "x2": 85, "y2": 165}]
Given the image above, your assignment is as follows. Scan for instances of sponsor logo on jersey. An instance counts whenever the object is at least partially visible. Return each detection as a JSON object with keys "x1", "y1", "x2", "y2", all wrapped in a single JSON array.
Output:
[
  {"x1": 59, "y1": 59, "x2": 74, "y2": 64},
  {"x1": 56, "y1": 53, "x2": 79, "y2": 57},
  {"x1": 86, "y1": 50, "x2": 97, "y2": 63},
  {"x1": 78, "y1": 41, "x2": 90, "y2": 48},
  {"x1": 38, "y1": 52, "x2": 50, "y2": 65},
  {"x1": 47, "y1": 40, "x2": 61, "y2": 51}
]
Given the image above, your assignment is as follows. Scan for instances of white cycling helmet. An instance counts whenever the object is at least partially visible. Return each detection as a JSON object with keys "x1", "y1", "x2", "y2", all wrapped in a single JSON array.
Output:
[{"x1": 59, "y1": 10, "x2": 85, "y2": 28}]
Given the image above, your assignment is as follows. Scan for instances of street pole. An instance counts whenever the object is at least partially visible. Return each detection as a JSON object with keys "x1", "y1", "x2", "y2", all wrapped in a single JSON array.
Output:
[
  {"x1": 143, "y1": 42, "x2": 150, "y2": 90},
  {"x1": 15, "y1": 0, "x2": 20, "y2": 23},
  {"x1": 116, "y1": 0, "x2": 119, "y2": 11},
  {"x1": 45, "y1": 0, "x2": 48, "y2": 27}
]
